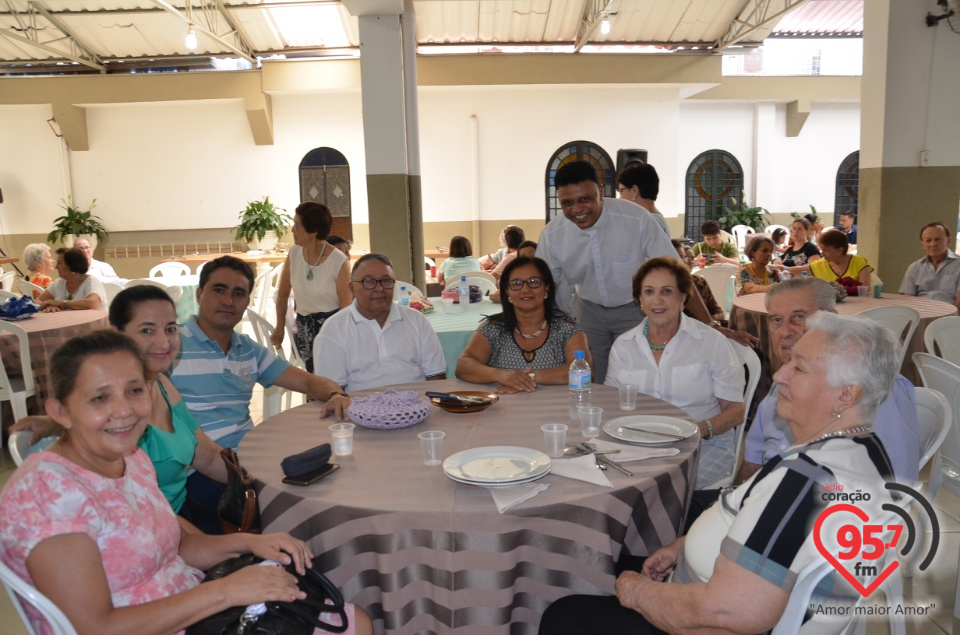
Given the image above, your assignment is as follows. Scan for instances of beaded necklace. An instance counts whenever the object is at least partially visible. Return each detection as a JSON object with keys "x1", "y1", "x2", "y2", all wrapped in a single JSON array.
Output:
[
  {"x1": 806, "y1": 425, "x2": 872, "y2": 445},
  {"x1": 515, "y1": 320, "x2": 547, "y2": 340},
  {"x1": 644, "y1": 321, "x2": 673, "y2": 351}
]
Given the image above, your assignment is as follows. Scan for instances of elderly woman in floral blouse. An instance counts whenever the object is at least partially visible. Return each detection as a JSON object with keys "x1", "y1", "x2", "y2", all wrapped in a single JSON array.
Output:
[{"x1": 735, "y1": 235, "x2": 781, "y2": 296}]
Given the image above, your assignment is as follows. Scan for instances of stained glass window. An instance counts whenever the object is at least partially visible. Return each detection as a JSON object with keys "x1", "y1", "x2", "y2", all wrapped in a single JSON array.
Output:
[
  {"x1": 684, "y1": 150, "x2": 744, "y2": 240},
  {"x1": 834, "y1": 151, "x2": 859, "y2": 227},
  {"x1": 545, "y1": 141, "x2": 615, "y2": 222},
  {"x1": 300, "y1": 147, "x2": 352, "y2": 239}
]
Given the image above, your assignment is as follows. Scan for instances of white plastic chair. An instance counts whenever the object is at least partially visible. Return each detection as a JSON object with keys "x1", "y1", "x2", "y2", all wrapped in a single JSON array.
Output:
[
  {"x1": 907, "y1": 388, "x2": 952, "y2": 578},
  {"x1": 859, "y1": 306, "x2": 920, "y2": 369},
  {"x1": 698, "y1": 341, "x2": 761, "y2": 490},
  {"x1": 772, "y1": 511, "x2": 904, "y2": 635},
  {"x1": 444, "y1": 276, "x2": 497, "y2": 296},
  {"x1": 0, "y1": 270, "x2": 15, "y2": 291},
  {"x1": 730, "y1": 224, "x2": 755, "y2": 251},
  {"x1": 149, "y1": 262, "x2": 191, "y2": 278},
  {"x1": 8, "y1": 430, "x2": 57, "y2": 467},
  {"x1": 692, "y1": 264, "x2": 738, "y2": 320},
  {"x1": 393, "y1": 281, "x2": 424, "y2": 301},
  {"x1": 456, "y1": 270, "x2": 497, "y2": 285},
  {"x1": 0, "y1": 556, "x2": 77, "y2": 635},
  {"x1": 766, "y1": 224, "x2": 789, "y2": 238},
  {"x1": 245, "y1": 308, "x2": 292, "y2": 419},
  {"x1": 913, "y1": 353, "x2": 960, "y2": 500},
  {"x1": 195, "y1": 261, "x2": 211, "y2": 276},
  {"x1": 16, "y1": 280, "x2": 45, "y2": 298},
  {"x1": 924, "y1": 315, "x2": 960, "y2": 366},
  {"x1": 0, "y1": 320, "x2": 37, "y2": 433},
  {"x1": 0, "y1": 289, "x2": 18, "y2": 300},
  {"x1": 102, "y1": 282, "x2": 124, "y2": 306}
]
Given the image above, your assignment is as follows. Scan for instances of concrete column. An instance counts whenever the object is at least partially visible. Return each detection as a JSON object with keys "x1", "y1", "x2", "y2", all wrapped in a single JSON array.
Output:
[
  {"x1": 351, "y1": 4, "x2": 423, "y2": 286},
  {"x1": 860, "y1": 0, "x2": 960, "y2": 289}
]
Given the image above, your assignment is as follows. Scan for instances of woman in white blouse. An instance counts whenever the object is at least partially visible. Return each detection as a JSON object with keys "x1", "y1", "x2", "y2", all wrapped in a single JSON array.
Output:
[
  {"x1": 605, "y1": 257, "x2": 745, "y2": 487},
  {"x1": 271, "y1": 202, "x2": 351, "y2": 374},
  {"x1": 37, "y1": 247, "x2": 106, "y2": 312}
]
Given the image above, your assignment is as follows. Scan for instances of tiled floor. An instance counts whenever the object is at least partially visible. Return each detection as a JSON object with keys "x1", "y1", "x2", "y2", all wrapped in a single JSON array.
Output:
[{"x1": 1, "y1": 417, "x2": 958, "y2": 634}]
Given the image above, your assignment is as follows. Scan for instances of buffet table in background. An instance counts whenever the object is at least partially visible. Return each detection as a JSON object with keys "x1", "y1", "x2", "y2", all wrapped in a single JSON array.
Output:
[{"x1": 240, "y1": 380, "x2": 699, "y2": 635}]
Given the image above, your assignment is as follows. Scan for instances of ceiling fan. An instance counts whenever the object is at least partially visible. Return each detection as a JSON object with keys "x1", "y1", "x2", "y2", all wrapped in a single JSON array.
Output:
[{"x1": 927, "y1": 0, "x2": 960, "y2": 33}]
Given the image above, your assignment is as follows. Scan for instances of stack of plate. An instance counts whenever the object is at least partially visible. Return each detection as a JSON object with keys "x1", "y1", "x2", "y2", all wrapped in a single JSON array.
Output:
[
  {"x1": 442, "y1": 446, "x2": 551, "y2": 488},
  {"x1": 602, "y1": 415, "x2": 698, "y2": 445}
]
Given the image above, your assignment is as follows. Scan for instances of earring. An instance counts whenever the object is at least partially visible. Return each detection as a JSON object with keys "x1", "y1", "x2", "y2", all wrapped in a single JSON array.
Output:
[
  {"x1": 832, "y1": 410, "x2": 842, "y2": 419},
  {"x1": 544, "y1": 293, "x2": 548, "y2": 299}
]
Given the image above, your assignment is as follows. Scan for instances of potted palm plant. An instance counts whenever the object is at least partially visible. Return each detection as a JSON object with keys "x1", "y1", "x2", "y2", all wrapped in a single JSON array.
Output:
[
  {"x1": 233, "y1": 196, "x2": 292, "y2": 252},
  {"x1": 47, "y1": 196, "x2": 109, "y2": 249},
  {"x1": 717, "y1": 198, "x2": 770, "y2": 232}
]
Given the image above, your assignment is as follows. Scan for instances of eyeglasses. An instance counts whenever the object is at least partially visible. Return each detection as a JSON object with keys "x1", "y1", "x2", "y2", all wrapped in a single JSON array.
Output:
[
  {"x1": 507, "y1": 276, "x2": 544, "y2": 291},
  {"x1": 768, "y1": 311, "x2": 808, "y2": 330},
  {"x1": 352, "y1": 277, "x2": 395, "y2": 290}
]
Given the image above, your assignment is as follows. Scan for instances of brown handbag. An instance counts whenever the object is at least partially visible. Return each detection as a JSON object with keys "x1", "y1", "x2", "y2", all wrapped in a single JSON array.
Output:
[{"x1": 217, "y1": 447, "x2": 262, "y2": 534}]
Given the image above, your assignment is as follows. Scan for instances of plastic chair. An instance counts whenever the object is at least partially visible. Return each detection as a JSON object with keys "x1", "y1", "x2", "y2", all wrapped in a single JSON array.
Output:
[
  {"x1": 393, "y1": 281, "x2": 424, "y2": 301},
  {"x1": 0, "y1": 556, "x2": 77, "y2": 635},
  {"x1": 913, "y1": 353, "x2": 960, "y2": 500},
  {"x1": 102, "y1": 282, "x2": 124, "y2": 306},
  {"x1": 859, "y1": 306, "x2": 919, "y2": 369},
  {"x1": 771, "y1": 511, "x2": 905, "y2": 635},
  {"x1": 907, "y1": 388, "x2": 951, "y2": 577},
  {"x1": 16, "y1": 280, "x2": 46, "y2": 298},
  {"x1": 730, "y1": 225, "x2": 755, "y2": 251},
  {"x1": 924, "y1": 315, "x2": 960, "y2": 366},
  {"x1": 195, "y1": 261, "x2": 211, "y2": 276},
  {"x1": 245, "y1": 308, "x2": 292, "y2": 419},
  {"x1": 0, "y1": 270, "x2": 15, "y2": 291},
  {"x1": 8, "y1": 430, "x2": 57, "y2": 467},
  {"x1": 0, "y1": 289, "x2": 18, "y2": 300},
  {"x1": 692, "y1": 264, "x2": 738, "y2": 320},
  {"x1": 697, "y1": 341, "x2": 761, "y2": 490},
  {"x1": 444, "y1": 277, "x2": 497, "y2": 296},
  {"x1": 0, "y1": 320, "x2": 37, "y2": 435},
  {"x1": 456, "y1": 270, "x2": 496, "y2": 285},
  {"x1": 149, "y1": 261, "x2": 192, "y2": 278}
]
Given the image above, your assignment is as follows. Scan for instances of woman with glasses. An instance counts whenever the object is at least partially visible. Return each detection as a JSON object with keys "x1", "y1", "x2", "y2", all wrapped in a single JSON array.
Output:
[
  {"x1": 605, "y1": 257, "x2": 744, "y2": 487},
  {"x1": 456, "y1": 256, "x2": 591, "y2": 394}
]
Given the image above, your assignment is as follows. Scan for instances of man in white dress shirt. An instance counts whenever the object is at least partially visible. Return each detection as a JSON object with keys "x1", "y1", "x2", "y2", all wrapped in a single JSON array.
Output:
[
  {"x1": 313, "y1": 254, "x2": 447, "y2": 392},
  {"x1": 73, "y1": 237, "x2": 119, "y2": 282},
  {"x1": 536, "y1": 160, "x2": 740, "y2": 382}
]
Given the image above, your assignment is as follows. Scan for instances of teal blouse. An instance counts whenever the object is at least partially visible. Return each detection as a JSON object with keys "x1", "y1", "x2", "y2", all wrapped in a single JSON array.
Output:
[{"x1": 137, "y1": 381, "x2": 200, "y2": 513}]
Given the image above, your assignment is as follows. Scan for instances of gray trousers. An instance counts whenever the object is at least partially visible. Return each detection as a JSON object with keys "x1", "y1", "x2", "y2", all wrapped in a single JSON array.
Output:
[{"x1": 572, "y1": 296, "x2": 643, "y2": 384}]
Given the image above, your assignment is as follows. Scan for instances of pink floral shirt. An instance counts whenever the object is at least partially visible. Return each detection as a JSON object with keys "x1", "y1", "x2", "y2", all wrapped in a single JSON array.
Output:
[{"x1": 0, "y1": 449, "x2": 203, "y2": 635}]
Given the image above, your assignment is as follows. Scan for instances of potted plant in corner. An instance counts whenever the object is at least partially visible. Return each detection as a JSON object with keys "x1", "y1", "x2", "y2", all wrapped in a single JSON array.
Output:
[
  {"x1": 47, "y1": 196, "x2": 109, "y2": 250},
  {"x1": 717, "y1": 197, "x2": 770, "y2": 233},
  {"x1": 234, "y1": 196, "x2": 292, "y2": 252}
]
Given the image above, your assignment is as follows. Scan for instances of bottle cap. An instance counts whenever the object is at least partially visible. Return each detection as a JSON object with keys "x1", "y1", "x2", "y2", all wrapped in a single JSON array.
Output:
[
  {"x1": 461, "y1": 275, "x2": 467, "y2": 281},
  {"x1": 574, "y1": 350, "x2": 585, "y2": 359}
]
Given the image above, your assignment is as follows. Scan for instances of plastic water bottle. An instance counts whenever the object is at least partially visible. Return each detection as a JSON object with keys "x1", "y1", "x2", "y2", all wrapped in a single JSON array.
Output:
[
  {"x1": 399, "y1": 285, "x2": 410, "y2": 307},
  {"x1": 458, "y1": 275, "x2": 469, "y2": 309},
  {"x1": 780, "y1": 269, "x2": 791, "y2": 281},
  {"x1": 801, "y1": 271, "x2": 809, "y2": 278},
  {"x1": 568, "y1": 350, "x2": 592, "y2": 420}
]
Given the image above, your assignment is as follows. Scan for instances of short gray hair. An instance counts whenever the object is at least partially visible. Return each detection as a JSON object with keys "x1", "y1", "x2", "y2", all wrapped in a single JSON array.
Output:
[
  {"x1": 804, "y1": 312, "x2": 897, "y2": 422},
  {"x1": 765, "y1": 276, "x2": 836, "y2": 312},
  {"x1": 22, "y1": 243, "x2": 51, "y2": 271}
]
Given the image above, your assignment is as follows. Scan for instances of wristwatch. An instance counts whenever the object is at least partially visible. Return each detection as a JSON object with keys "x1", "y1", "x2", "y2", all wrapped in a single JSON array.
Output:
[
  {"x1": 702, "y1": 419, "x2": 715, "y2": 440},
  {"x1": 708, "y1": 320, "x2": 722, "y2": 329}
]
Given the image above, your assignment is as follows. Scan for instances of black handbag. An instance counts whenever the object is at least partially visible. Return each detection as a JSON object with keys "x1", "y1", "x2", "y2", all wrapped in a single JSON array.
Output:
[
  {"x1": 217, "y1": 448, "x2": 262, "y2": 534},
  {"x1": 185, "y1": 554, "x2": 349, "y2": 635}
]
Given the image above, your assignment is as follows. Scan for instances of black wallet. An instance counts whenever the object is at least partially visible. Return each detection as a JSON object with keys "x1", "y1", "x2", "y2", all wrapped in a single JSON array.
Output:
[{"x1": 281, "y1": 443, "x2": 332, "y2": 478}]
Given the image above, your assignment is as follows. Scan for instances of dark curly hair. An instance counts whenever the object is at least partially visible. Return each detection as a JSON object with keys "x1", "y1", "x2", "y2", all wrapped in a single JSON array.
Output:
[{"x1": 489, "y1": 256, "x2": 557, "y2": 333}]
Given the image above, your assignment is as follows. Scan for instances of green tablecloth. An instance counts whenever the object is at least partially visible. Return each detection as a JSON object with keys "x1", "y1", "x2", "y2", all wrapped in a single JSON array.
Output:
[{"x1": 423, "y1": 297, "x2": 502, "y2": 377}]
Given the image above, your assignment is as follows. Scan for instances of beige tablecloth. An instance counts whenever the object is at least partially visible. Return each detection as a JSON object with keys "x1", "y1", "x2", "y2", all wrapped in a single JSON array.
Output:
[
  {"x1": 729, "y1": 292, "x2": 957, "y2": 384},
  {"x1": 0, "y1": 310, "x2": 110, "y2": 410},
  {"x1": 239, "y1": 379, "x2": 699, "y2": 635}
]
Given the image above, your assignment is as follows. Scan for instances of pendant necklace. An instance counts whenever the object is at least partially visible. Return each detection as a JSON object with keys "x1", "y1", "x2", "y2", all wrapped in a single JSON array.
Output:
[
  {"x1": 67, "y1": 274, "x2": 88, "y2": 300},
  {"x1": 515, "y1": 320, "x2": 547, "y2": 340},
  {"x1": 306, "y1": 242, "x2": 326, "y2": 281},
  {"x1": 807, "y1": 425, "x2": 871, "y2": 445},
  {"x1": 644, "y1": 321, "x2": 671, "y2": 351}
]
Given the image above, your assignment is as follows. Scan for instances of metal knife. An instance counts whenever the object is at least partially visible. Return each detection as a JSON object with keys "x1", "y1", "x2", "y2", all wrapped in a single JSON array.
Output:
[
  {"x1": 425, "y1": 391, "x2": 491, "y2": 405},
  {"x1": 617, "y1": 426, "x2": 687, "y2": 440}
]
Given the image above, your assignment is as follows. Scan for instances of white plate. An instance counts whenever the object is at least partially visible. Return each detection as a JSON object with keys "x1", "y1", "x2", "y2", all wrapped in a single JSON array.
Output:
[
  {"x1": 442, "y1": 446, "x2": 551, "y2": 484},
  {"x1": 603, "y1": 415, "x2": 698, "y2": 445},
  {"x1": 444, "y1": 470, "x2": 550, "y2": 488}
]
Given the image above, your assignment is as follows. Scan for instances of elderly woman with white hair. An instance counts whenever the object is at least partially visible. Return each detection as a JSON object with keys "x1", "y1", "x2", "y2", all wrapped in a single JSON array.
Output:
[
  {"x1": 21, "y1": 243, "x2": 55, "y2": 296},
  {"x1": 541, "y1": 312, "x2": 899, "y2": 635}
]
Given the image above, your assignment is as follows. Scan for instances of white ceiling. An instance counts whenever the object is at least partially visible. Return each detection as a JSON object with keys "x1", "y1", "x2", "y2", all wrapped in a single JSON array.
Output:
[{"x1": 0, "y1": 0, "x2": 863, "y2": 75}]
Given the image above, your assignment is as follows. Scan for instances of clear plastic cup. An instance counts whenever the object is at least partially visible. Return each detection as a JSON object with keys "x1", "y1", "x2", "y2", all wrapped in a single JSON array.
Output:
[
  {"x1": 329, "y1": 423, "x2": 355, "y2": 456},
  {"x1": 618, "y1": 384, "x2": 640, "y2": 411},
  {"x1": 578, "y1": 406, "x2": 602, "y2": 438},
  {"x1": 541, "y1": 423, "x2": 568, "y2": 459},
  {"x1": 418, "y1": 430, "x2": 445, "y2": 466},
  {"x1": 441, "y1": 298, "x2": 455, "y2": 313},
  {"x1": 857, "y1": 285, "x2": 869, "y2": 297}
]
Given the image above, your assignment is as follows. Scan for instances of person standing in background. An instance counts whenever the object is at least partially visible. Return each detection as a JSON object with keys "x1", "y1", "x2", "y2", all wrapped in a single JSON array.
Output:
[{"x1": 617, "y1": 162, "x2": 671, "y2": 238}]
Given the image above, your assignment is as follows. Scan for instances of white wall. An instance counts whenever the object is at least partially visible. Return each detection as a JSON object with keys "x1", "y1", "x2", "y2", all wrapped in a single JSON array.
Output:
[{"x1": 1, "y1": 85, "x2": 862, "y2": 238}]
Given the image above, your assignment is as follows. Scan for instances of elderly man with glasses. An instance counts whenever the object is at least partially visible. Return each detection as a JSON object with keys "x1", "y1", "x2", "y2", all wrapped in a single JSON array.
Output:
[
  {"x1": 73, "y1": 237, "x2": 120, "y2": 282},
  {"x1": 313, "y1": 253, "x2": 447, "y2": 392}
]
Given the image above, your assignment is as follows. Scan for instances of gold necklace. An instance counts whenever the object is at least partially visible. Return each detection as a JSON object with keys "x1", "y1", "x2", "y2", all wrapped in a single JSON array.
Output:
[
  {"x1": 306, "y1": 242, "x2": 326, "y2": 282},
  {"x1": 515, "y1": 320, "x2": 547, "y2": 339}
]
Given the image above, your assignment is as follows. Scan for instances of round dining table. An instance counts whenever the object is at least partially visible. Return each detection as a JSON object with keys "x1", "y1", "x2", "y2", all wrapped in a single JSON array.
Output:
[
  {"x1": 0, "y1": 309, "x2": 110, "y2": 408},
  {"x1": 729, "y1": 292, "x2": 957, "y2": 383},
  {"x1": 239, "y1": 379, "x2": 699, "y2": 635}
]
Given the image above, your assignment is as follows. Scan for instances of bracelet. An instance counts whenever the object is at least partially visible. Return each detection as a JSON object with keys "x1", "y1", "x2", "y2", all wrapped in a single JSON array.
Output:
[
  {"x1": 703, "y1": 419, "x2": 714, "y2": 440},
  {"x1": 328, "y1": 391, "x2": 349, "y2": 400}
]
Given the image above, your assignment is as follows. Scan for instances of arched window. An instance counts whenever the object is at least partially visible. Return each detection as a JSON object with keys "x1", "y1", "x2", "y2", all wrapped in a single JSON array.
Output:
[
  {"x1": 684, "y1": 150, "x2": 745, "y2": 240},
  {"x1": 300, "y1": 147, "x2": 352, "y2": 239},
  {"x1": 544, "y1": 141, "x2": 615, "y2": 222},
  {"x1": 834, "y1": 151, "x2": 859, "y2": 228}
]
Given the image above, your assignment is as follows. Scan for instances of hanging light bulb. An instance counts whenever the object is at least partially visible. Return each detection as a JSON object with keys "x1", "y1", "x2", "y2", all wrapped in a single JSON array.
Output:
[
  {"x1": 185, "y1": 25, "x2": 198, "y2": 51},
  {"x1": 600, "y1": 18, "x2": 611, "y2": 35}
]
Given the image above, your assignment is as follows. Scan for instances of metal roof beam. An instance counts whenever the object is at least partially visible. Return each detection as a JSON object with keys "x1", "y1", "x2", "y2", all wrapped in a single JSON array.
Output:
[
  {"x1": 574, "y1": 0, "x2": 617, "y2": 53},
  {"x1": 213, "y1": 0, "x2": 256, "y2": 57},
  {"x1": 715, "y1": 0, "x2": 808, "y2": 52},
  {"x1": 0, "y1": 0, "x2": 105, "y2": 71},
  {"x1": 29, "y1": 1, "x2": 104, "y2": 71},
  {"x1": 150, "y1": 0, "x2": 257, "y2": 64}
]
